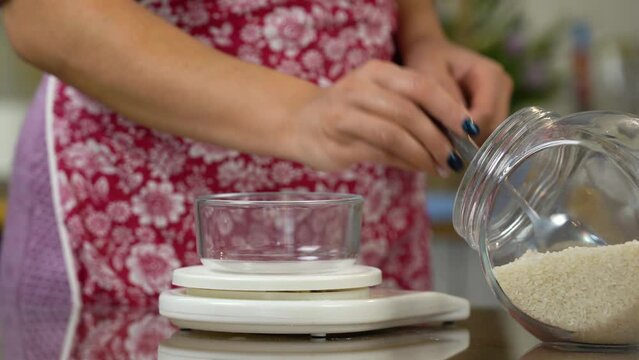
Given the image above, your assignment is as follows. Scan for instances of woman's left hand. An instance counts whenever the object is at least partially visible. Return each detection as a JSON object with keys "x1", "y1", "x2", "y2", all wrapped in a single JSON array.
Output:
[{"x1": 404, "y1": 38, "x2": 514, "y2": 144}]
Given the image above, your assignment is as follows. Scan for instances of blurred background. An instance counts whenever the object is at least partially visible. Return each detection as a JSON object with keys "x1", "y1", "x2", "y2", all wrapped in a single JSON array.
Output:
[
  {"x1": 1, "y1": 1, "x2": 638, "y2": 357},
  {"x1": 425, "y1": 0, "x2": 639, "y2": 309},
  {"x1": 1, "y1": 0, "x2": 639, "y2": 305}
]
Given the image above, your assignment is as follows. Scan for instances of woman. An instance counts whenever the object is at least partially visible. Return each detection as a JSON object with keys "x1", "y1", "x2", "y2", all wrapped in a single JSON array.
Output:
[{"x1": 0, "y1": 0, "x2": 512, "y2": 307}]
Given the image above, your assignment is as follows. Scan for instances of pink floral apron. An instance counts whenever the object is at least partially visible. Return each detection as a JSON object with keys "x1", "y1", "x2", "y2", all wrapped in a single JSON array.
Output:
[{"x1": 50, "y1": 0, "x2": 431, "y2": 306}]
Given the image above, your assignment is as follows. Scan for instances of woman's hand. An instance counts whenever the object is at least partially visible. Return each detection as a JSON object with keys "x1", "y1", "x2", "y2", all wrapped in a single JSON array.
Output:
[
  {"x1": 404, "y1": 39, "x2": 514, "y2": 144},
  {"x1": 286, "y1": 59, "x2": 477, "y2": 176}
]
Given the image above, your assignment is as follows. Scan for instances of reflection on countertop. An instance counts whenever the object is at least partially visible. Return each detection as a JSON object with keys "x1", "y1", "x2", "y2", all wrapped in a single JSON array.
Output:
[
  {"x1": 160, "y1": 326, "x2": 469, "y2": 359},
  {"x1": 522, "y1": 345, "x2": 639, "y2": 360},
  {"x1": 1, "y1": 303, "x2": 637, "y2": 360}
]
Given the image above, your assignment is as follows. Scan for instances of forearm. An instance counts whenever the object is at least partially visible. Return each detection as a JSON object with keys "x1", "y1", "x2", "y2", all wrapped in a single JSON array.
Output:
[
  {"x1": 2, "y1": 0, "x2": 317, "y2": 160},
  {"x1": 396, "y1": 0, "x2": 446, "y2": 58}
]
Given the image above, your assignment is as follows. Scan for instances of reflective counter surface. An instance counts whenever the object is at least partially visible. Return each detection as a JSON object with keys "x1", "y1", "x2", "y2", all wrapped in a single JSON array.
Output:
[{"x1": 2, "y1": 304, "x2": 638, "y2": 359}]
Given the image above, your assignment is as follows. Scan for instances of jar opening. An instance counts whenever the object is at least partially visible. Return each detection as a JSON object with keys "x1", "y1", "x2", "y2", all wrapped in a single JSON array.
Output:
[
  {"x1": 453, "y1": 107, "x2": 560, "y2": 250},
  {"x1": 454, "y1": 108, "x2": 639, "y2": 252}
]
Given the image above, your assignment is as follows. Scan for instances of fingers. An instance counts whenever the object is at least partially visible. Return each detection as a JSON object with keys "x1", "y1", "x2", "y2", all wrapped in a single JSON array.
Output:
[
  {"x1": 434, "y1": 67, "x2": 467, "y2": 106},
  {"x1": 308, "y1": 59, "x2": 475, "y2": 176},
  {"x1": 344, "y1": 141, "x2": 416, "y2": 172},
  {"x1": 494, "y1": 72, "x2": 513, "y2": 126},
  {"x1": 361, "y1": 60, "x2": 478, "y2": 139},
  {"x1": 333, "y1": 109, "x2": 440, "y2": 175},
  {"x1": 346, "y1": 82, "x2": 459, "y2": 175},
  {"x1": 459, "y1": 60, "x2": 513, "y2": 143}
]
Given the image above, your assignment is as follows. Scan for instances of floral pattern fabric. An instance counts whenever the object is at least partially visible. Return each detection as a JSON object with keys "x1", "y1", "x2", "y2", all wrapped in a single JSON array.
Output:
[
  {"x1": 52, "y1": 0, "x2": 431, "y2": 306},
  {"x1": 70, "y1": 308, "x2": 175, "y2": 360}
]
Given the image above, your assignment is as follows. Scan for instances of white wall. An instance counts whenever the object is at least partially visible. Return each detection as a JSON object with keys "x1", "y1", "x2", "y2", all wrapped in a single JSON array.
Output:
[
  {"x1": 0, "y1": 22, "x2": 41, "y2": 97},
  {"x1": 522, "y1": 0, "x2": 639, "y2": 39},
  {"x1": 0, "y1": 99, "x2": 29, "y2": 180},
  {"x1": 0, "y1": 21, "x2": 41, "y2": 180}
]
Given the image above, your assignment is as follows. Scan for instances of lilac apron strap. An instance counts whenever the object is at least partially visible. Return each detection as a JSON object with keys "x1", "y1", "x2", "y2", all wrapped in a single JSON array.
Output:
[{"x1": 1, "y1": 76, "x2": 75, "y2": 308}]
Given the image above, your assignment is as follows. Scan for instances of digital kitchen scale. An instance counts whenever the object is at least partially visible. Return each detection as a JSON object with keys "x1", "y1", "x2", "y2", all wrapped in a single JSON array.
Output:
[
  {"x1": 159, "y1": 264, "x2": 470, "y2": 336},
  {"x1": 160, "y1": 192, "x2": 470, "y2": 336}
]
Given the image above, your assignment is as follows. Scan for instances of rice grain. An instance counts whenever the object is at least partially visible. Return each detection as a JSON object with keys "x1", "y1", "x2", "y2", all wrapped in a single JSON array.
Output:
[{"x1": 493, "y1": 241, "x2": 639, "y2": 344}]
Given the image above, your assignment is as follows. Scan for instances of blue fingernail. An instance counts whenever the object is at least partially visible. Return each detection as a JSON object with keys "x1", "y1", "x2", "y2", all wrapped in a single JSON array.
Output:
[
  {"x1": 462, "y1": 118, "x2": 480, "y2": 137},
  {"x1": 447, "y1": 152, "x2": 464, "y2": 172}
]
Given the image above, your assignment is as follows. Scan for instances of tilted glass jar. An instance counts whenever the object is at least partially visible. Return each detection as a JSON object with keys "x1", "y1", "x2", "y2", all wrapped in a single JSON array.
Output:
[{"x1": 454, "y1": 106, "x2": 639, "y2": 347}]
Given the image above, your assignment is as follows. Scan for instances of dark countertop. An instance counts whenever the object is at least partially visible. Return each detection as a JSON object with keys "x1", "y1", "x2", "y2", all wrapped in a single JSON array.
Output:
[{"x1": 1, "y1": 304, "x2": 635, "y2": 360}]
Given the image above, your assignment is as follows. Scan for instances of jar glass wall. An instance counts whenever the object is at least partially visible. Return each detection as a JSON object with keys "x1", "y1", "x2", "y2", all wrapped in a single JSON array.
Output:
[{"x1": 454, "y1": 107, "x2": 639, "y2": 347}]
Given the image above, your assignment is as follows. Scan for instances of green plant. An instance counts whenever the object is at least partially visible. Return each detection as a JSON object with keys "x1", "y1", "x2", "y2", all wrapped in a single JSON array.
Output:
[{"x1": 439, "y1": 0, "x2": 563, "y2": 109}]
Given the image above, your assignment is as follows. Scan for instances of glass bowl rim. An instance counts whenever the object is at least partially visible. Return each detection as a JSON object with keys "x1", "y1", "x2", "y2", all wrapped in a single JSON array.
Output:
[{"x1": 195, "y1": 191, "x2": 363, "y2": 207}]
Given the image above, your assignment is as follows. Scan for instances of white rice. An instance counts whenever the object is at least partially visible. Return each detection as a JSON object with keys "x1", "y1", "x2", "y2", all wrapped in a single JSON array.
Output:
[{"x1": 493, "y1": 240, "x2": 639, "y2": 344}]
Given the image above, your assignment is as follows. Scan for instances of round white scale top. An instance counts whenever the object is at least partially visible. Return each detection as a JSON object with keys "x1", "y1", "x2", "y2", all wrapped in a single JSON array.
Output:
[{"x1": 172, "y1": 265, "x2": 382, "y2": 291}]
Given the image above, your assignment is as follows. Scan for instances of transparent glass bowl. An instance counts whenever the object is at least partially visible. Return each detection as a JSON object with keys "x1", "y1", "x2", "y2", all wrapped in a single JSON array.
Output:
[{"x1": 195, "y1": 192, "x2": 363, "y2": 274}]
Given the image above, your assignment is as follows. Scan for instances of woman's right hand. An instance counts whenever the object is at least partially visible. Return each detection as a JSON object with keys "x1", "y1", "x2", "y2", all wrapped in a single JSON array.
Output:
[{"x1": 287, "y1": 60, "x2": 478, "y2": 177}]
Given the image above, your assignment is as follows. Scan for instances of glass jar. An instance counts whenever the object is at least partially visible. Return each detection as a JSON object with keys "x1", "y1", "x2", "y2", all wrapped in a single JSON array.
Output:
[
  {"x1": 453, "y1": 106, "x2": 639, "y2": 347},
  {"x1": 195, "y1": 192, "x2": 363, "y2": 274}
]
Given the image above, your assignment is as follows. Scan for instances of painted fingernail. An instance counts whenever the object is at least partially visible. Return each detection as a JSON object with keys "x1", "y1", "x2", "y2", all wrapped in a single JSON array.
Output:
[
  {"x1": 437, "y1": 166, "x2": 451, "y2": 178},
  {"x1": 447, "y1": 152, "x2": 464, "y2": 172},
  {"x1": 462, "y1": 118, "x2": 480, "y2": 137}
]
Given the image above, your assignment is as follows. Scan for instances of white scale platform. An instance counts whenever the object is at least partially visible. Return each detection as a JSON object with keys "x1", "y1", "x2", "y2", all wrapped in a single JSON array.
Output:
[{"x1": 160, "y1": 265, "x2": 470, "y2": 335}]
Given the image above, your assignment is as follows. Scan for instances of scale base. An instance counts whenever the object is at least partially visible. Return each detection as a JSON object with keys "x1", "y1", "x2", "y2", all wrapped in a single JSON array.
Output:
[
  {"x1": 158, "y1": 327, "x2": 470, "y2": 360},
  {"x1": 160, "y1": 287, "x2": 470, "y2": 335}
]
